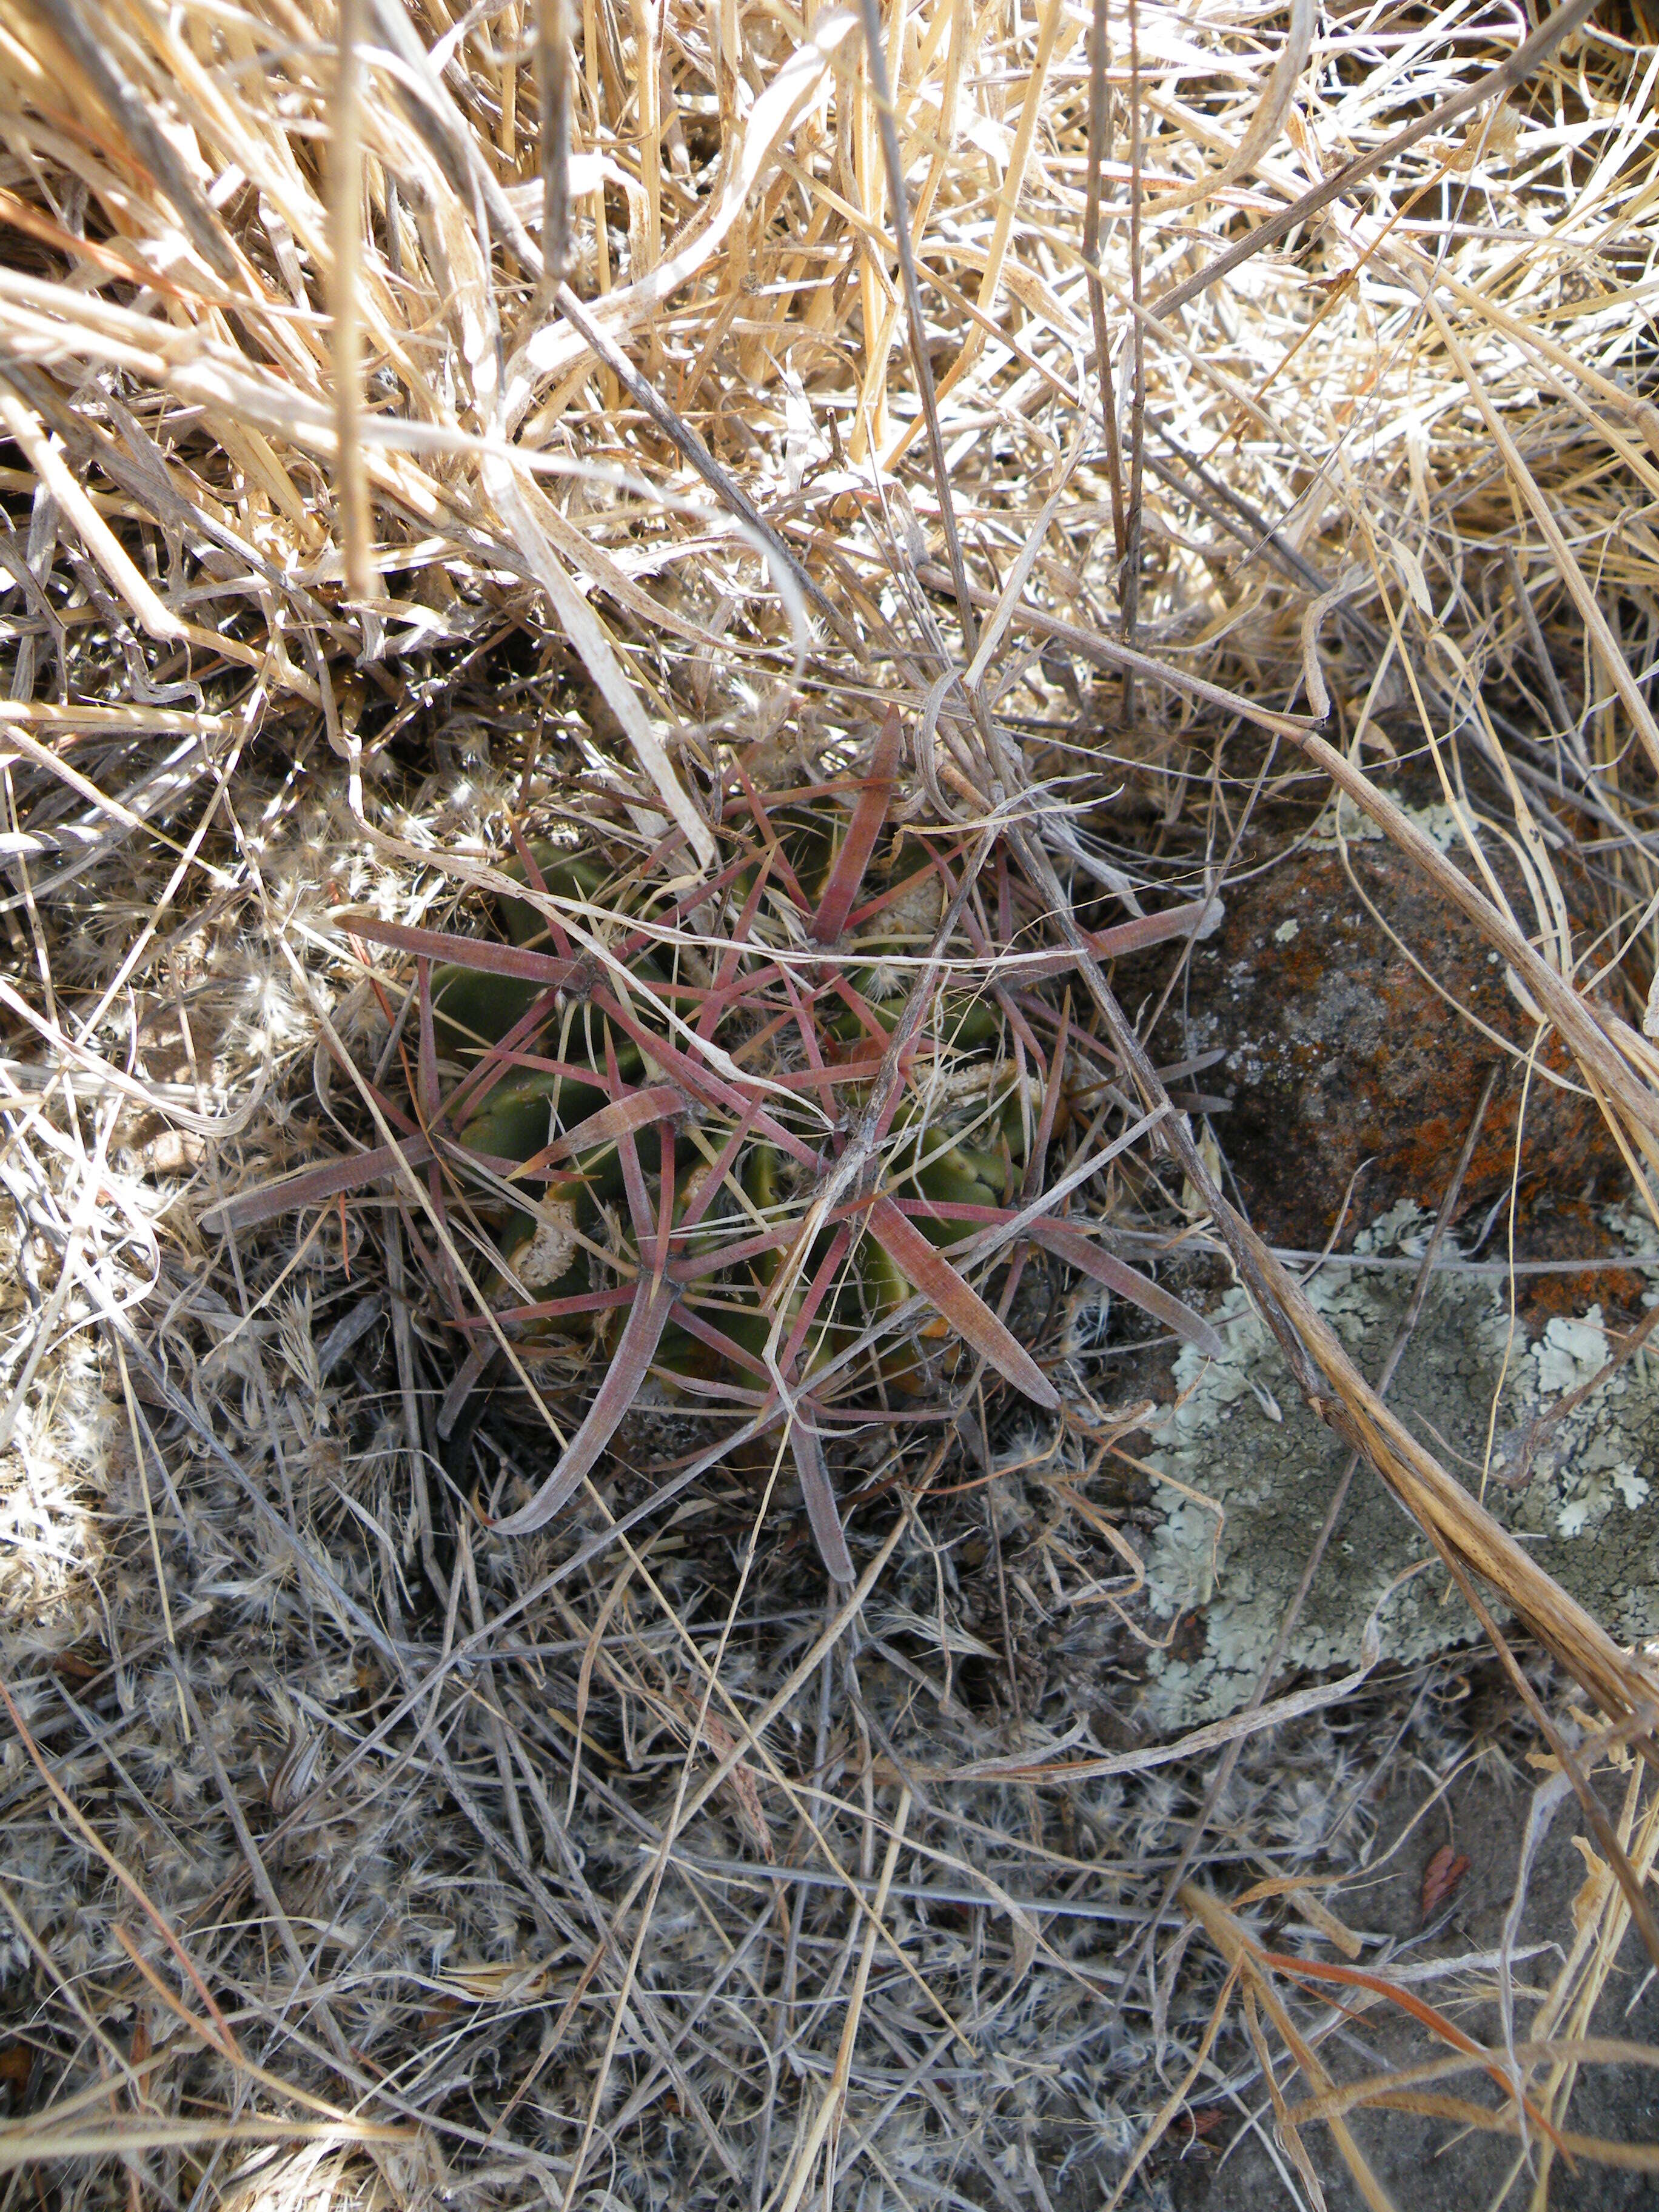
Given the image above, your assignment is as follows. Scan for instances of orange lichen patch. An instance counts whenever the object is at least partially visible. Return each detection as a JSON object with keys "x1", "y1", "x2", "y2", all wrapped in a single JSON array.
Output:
[
  {"x1": 1384, "y1": 1024, "x2": 1590, "y2": 1208},
  {"x1": 1117, "y1": 837, "x2": 1626, "y2": 1252},
  {"x1": 1508, "y1": 1196, "x2": 1649, "y2": 1327},
  {"x1": 1517, "y1": 1267, "x2": 1648, "y2": 1326}
]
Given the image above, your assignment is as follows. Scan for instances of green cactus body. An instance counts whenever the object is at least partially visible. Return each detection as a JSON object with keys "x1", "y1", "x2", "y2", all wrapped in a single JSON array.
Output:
[
  {"x1": 459, "y1": 1081, "x2": 636, "y2": 1210},
  {"x1": 457, "y1": 1070, "x2": 563, "y2": 1164},
  {"x1": 419, "y1": 801, "x2": 1054, "y2": 1417},
  {"x1": 824, "y1": 979, "x2": 1002, "y2": 1053},
  {"x1": 432, "y1": 966, "x2": 556, "y2": 1063},
  {"x1": 741, "y1": 1144, "x2": 782, "y2": 1282},
  {"x1": 496, "y1": 842, "x2": 609, "y2": 948}
]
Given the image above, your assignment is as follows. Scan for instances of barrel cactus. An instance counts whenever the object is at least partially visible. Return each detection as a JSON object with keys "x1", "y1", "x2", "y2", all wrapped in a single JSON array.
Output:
[{"x1": 211, "y1": 712, "x2": 1219, "y2": 1580}]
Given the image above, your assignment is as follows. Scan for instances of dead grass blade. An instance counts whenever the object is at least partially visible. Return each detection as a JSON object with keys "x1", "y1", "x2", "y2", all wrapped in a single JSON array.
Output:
[
  {"x1": 11, "y1": 0, "x2": 1659, "y2": 2199},
  {"x1": 0, "y1": 2116, "x2": 411, "y2": 2168},
  {"x1": 1180, "y1": 1882, "x2": 1399, "y2": 2212},
  {"x1": 1153, "y1": 0, "x2": 1602, "y2": 317}
]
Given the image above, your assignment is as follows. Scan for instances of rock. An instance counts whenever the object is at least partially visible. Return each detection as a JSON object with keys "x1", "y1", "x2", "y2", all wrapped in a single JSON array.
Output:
[
  {"x1": 1136, "y1": 1202, "x2": 1659, "y2": 1728},
  {"x1": 1144, "y1": 801, "x2": 1625, "y2": 1251}
]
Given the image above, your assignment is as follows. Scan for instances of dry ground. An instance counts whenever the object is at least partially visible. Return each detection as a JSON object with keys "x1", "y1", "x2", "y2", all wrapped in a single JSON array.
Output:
[{"x1": 6, "y1": 2, "x2": 1659, "y2": 2208}]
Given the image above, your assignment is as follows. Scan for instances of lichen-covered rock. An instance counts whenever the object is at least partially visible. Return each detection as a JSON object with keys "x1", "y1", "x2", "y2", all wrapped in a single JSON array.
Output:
[
  {"x1": 1138, "y1": 1204, "x2": 1659, "y2": 1728},
  {"x1": 1142, "y1": 800, "x2": 1624, "y2": 1252}
]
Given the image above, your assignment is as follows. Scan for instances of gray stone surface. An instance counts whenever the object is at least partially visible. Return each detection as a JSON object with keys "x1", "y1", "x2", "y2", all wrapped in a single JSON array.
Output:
[{"x1": 1137, "y1": 1204, "x2": 1659, "y2": 1728}]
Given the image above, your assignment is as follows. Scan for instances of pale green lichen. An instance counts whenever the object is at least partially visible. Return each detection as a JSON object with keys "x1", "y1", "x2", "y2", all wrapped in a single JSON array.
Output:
[
  {"x1": 1310, "y1": 793, "x2": 1470, "y2": 849},
  {"x1": 1137, "y1": 1204, "x2": 1659, "y2": 1728}
]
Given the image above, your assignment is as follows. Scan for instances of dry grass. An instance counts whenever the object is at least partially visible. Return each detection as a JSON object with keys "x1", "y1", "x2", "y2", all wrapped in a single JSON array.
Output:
[{"x1": 6, "y1": 0, "x2": 1659, "y2": 2205}]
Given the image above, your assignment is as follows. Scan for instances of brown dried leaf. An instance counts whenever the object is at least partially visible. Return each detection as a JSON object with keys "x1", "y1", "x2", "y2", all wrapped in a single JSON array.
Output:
[
  {"x1": 1419, "y1": 1845, "x2": 1472, "y2": 1923},
  {"x1": 688, "y1": 1700, "x2": 774, "y2": 1862}
]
